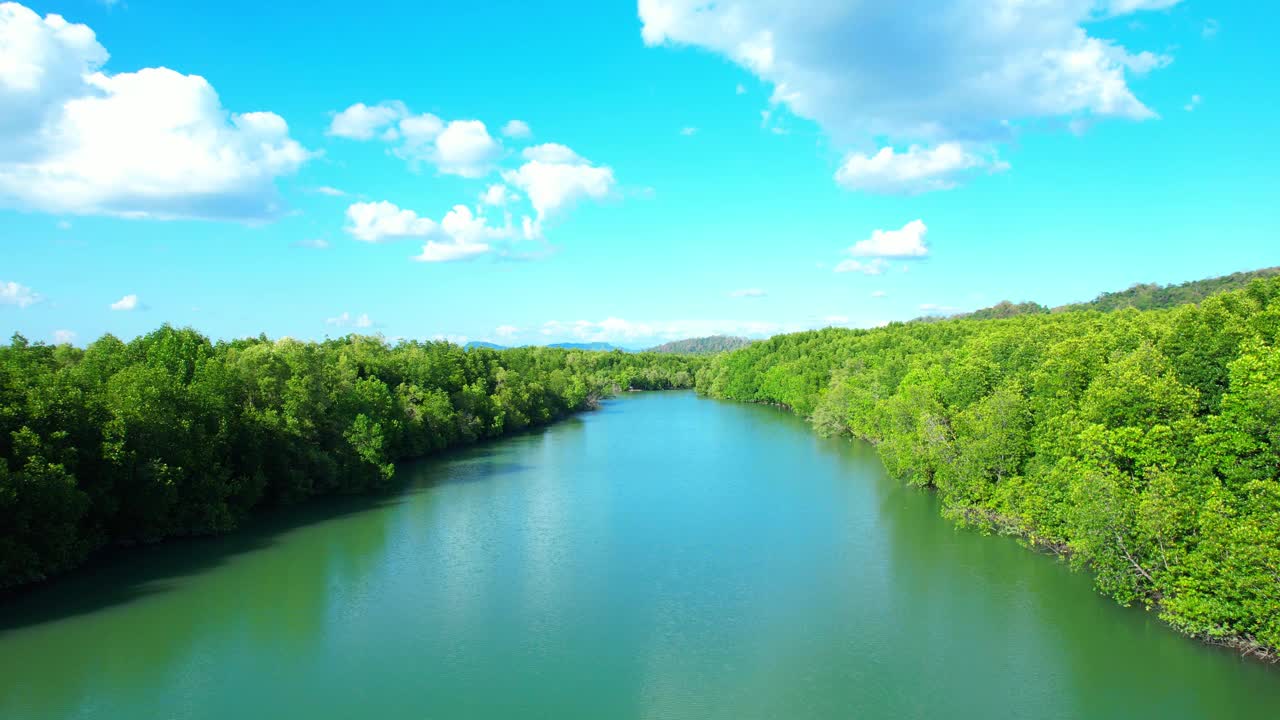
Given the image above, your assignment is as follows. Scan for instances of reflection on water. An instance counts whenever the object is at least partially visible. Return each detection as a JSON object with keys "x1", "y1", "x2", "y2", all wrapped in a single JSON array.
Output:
[{"x1": 0, "y1": 392, "x2": 1275, "y2": 719}]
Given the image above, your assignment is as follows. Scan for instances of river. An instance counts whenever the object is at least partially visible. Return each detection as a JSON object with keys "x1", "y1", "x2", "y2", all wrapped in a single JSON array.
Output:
[{"x1": 0, "y1": 391, "x2": 1275, "y2": 718}]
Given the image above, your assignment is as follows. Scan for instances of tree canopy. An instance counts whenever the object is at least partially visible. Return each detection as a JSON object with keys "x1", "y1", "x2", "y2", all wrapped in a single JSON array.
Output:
[{"x1": 0, "y1": 332, "x2": 700, "y2": 589}]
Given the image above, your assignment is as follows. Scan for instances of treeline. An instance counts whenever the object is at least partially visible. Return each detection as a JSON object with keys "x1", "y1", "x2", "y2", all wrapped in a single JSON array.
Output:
[
  {"x1": 1061, "y1": 266, "x2": 1280, "y2": 313},
  {"x1": 0, "y1": 328, "x2": 700, "y2": 589},
  {"x1": 696, "y1": 277, "x2": 1280, "y2": 658}
]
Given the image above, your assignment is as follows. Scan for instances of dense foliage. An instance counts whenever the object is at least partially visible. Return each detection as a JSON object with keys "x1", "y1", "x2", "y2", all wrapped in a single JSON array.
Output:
[
  {"x1": 0, "y1": 329, "x2": 699, "y2": 589},
  {"x1": 646, "y1": 335, "x2": 755, "y2": 355},
  {"x1": 697, "y1": 277, "x2": 1280, "y2": 658}
]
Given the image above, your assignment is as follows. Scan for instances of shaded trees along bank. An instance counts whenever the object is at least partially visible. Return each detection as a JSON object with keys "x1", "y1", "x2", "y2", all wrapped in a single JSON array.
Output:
[
  {"x1": 0, "y1": 331, "x2": 700, "y2": 589},
  {"x1": 696, "y1": 277, "x2": 1280, "y2": 659}
]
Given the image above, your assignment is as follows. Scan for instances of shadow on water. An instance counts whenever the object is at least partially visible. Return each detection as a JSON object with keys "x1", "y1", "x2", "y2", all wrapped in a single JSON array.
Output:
[
  {"x1": 0, "y1": 490, "x2": 408, "y2": 636},
  {"x1": 0, "y1": 418, "x2": 574, "y2": 635}
]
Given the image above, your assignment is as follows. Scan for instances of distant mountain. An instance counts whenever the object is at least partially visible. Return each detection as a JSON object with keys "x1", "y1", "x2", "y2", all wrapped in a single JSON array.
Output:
[
  {"x1": 646, "y1": 335, "x2": 755, "y2": 355},
  {"x1": 464, "y1": 341, "x2": 506, "y2": 350}
]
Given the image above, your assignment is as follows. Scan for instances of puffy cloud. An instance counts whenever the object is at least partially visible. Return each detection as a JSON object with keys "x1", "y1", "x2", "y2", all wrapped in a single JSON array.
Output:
[
  {"x1": 729, "y1": 288, "x2": 767, "y2": 298},
  {"x1": 52, "y1": 329, "x2": 76, "y2": 344},
  {"x1": 326, "y1": 101, "x2": 406, "y2": 140},
  {"x1": 521, "y1": 143, "x2": 584, "y2": 164},
  {"x1": 501, "y1": 119, "x2": 532, "y2": 139},
  {"x1": 494, "y1": 324, "x2": 520, "y2": 340},
  {"x1": 1, "y1": 280, "x2": 40, "y2": 308},
  {"x1": 0, "y1": 3, "x2": 311, "y2": 220},
  {"x1": 480, "y1": 183, "x2": 518, "y2": 206},
  {"x1": 430, "y1": 120, "x2": 501, "y2": 178},
  {"x1": 847, "y1": 220, "x2": 929, "y2": 258},
  {"x1": 835, "y1": 143, "x2": 1007, "y2": 194},
  {"x1": 313, "y1": 186, "x2": 347, "y2": 197},
  {"x1": 502, "y1": 143, "x2": 615, "y2": 223},
  {"x1": 325, "y1": 311, "x2": 377, "y2": 329},
  {"x1": 345, "y1": 201, "x2": 438, "y2": 243},
  {"x1": 345, "y1": 199, "x2": 528, "y2": 262},
  {"x1": 109, "y1": 293, "x2": 139, "y2": 311},
  {"x1": 329, "y1": 100, "x2": 501, "y2": 177},
  {"x1": 639, "y1": 0, "x2": 1173, "y2": 186},
  {"x1": 411, "y1": 204, "x2": 508, "y2": 263}
]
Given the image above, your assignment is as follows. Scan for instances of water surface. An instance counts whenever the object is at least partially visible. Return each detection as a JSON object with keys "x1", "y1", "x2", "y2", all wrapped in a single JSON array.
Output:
[{"x1": 1, "y1": 392, "x2": 1275, "y2": 718}]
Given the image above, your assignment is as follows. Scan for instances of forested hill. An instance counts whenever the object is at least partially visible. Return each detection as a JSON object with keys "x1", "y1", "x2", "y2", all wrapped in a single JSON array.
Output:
[
  {"x1": 0, "y1": 332, "x2": 701, "y2": 590},
  {"x1": 1060, "y1": 266, "x2": 1280, "y2": 313},
  {"x1": 936, "y1": 267, "x2": 1280, "y2": 323},
  {"x1": 696, "y1": 275, "x2": 1280, "y2": 660},
  {"x1": 646, "y1": 336, "x2": 754, "y2": 355}
]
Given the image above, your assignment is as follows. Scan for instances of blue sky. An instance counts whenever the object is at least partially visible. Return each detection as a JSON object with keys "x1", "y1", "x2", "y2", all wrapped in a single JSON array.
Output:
[{"x1": 2, "y1": 0, "x2": 1276, "y2": 348}]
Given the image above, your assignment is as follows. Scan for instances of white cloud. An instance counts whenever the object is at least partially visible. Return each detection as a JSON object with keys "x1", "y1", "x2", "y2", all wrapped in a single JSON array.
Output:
[
  {"x1": 835, "y1": 143, "x2": 1007, "y2": 194},
  {"x1": 396, "y1": 112, "x2": 443, "y2": 150},
  {"x1": 680, "y1": 126, "x2": 698, "y2": 136},
  {"x1": 431, "y1": 333, "x2": 469, "y2": 345},
  {"x1": 0, "y1": 3, "x2": 311, "y2": 221},
  {"x1": 871, "y1": 290, "x2": 887, "y2": 298},
  {"x1": 52, "y1": 329, "x2": 75, "y2": 344},
  {"x1": 481, "y1": 183, "x2": 517, "y2": 206},
  {"x1": 501, "y1": 119, "x2": 532, "y2": 139},
  {"x1": 1184, "y1": 94, "x2": 1201, "y2": 112},
  {"x1": 729, "y1": 288, "x2": 766, "y2": 298},
  {"x1": 328, "y1": 101, "x2": 501, "y2": 177},
  {"x1": 502, "y1": 143, "x2": 615, "y2": 224},
  {"x1": 292, "y1": 238, "x2": 330, "y2": 250},
  {"x1": 325, "y1": 311, "x2": 376, "y2": 329},
  {"x1": 1, "y1": 280, "x2": 40, "y2": 308},
  {"x1": 390, "y1": 115, "x2": 500, "y2": 177},
  {"x1": 326, "y1": 101, "x2": 406, "y2": 140},
  {"x1": 521, "y1": 143, "x2": 584, "y2": 164},
  {"x1": 847, "y1": 220, "x2": 929, "y2": 258},
  {"x1": 314, "y1": 186, "x2": 347, "y2": 197},
  {"x1": 109, "y1": 293, "x2": 138, "y2": 311},
  {"x1": 345, "y1": 199, "x2": 527, "y2": 262},
  {"x1": 429, "y1": 120, "x2": 502, "y2": 178},
  {"x1": 345, "y1": 200, "x2": 438, "y2": 243},
  {"x1": 494, "y1": 324, "x2": 520, "y2": 340},
  {"x1": 411, "y1": 204, "x2": 509, "y2": 263},
  {"x1": 639, "y1": 0, "x2": 1172, "y2": 185},
  {"x1": 833, "y1": 258, "x2": 888, "y2": 275}
]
